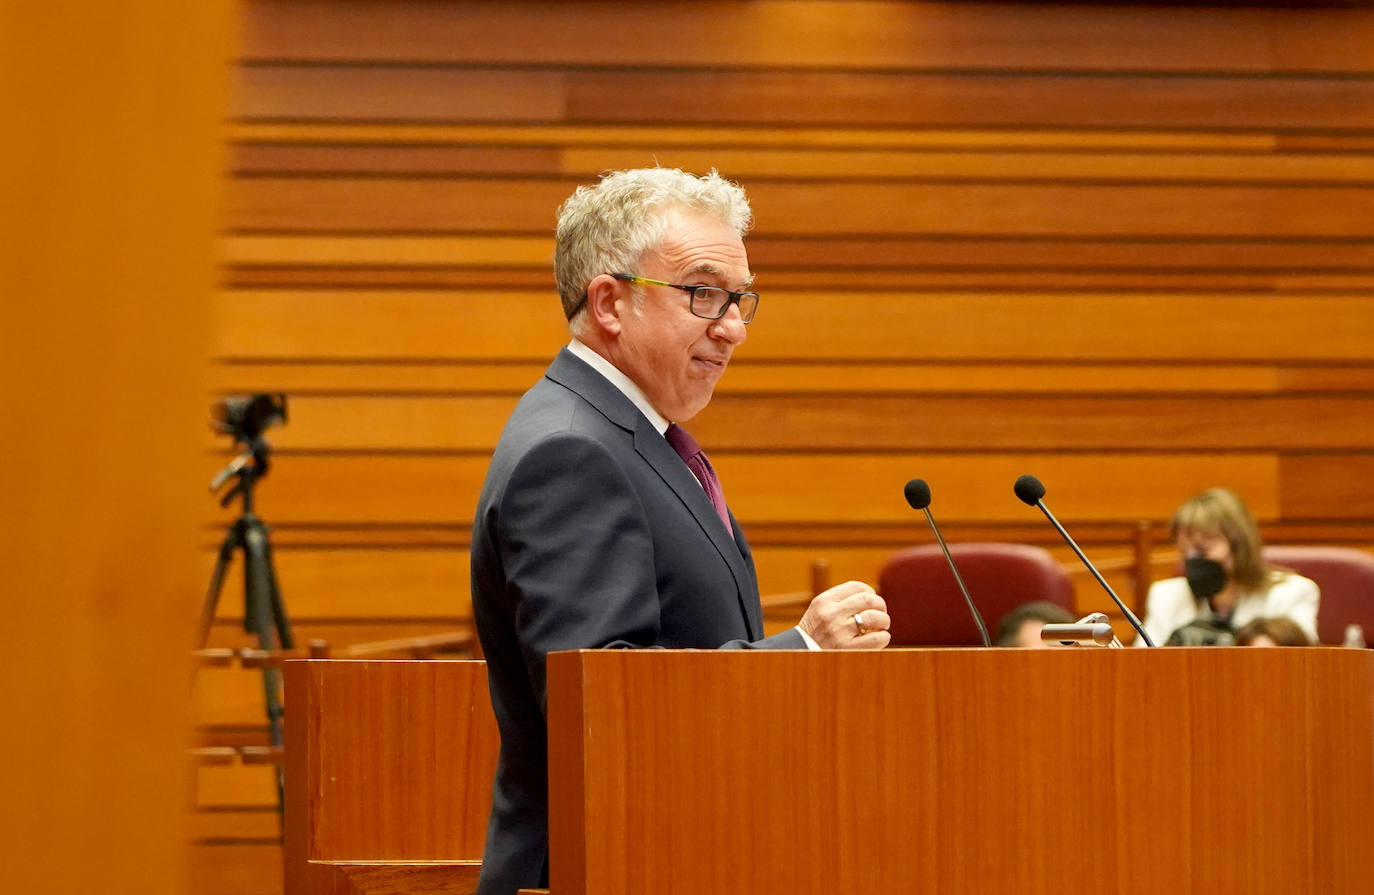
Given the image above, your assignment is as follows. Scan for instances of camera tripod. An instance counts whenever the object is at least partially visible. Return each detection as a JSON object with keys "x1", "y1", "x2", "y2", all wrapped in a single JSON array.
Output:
[{"x1": 197, "y1": 444, "x2": 294, "y2": 805}]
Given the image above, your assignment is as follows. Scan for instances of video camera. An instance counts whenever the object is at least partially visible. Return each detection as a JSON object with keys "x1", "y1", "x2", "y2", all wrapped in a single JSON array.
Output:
[{"x1": 211, "y1": 393, "x2": 287, "y2": 447}]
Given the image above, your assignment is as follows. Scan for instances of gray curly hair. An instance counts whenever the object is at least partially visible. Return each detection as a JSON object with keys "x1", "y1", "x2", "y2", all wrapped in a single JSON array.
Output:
[{"x1": 554, "y1": 168, "x2": 753, "y2": 330}]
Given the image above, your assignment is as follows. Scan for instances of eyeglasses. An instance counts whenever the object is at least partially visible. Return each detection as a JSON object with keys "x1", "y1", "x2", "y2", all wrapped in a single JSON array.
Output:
[{"x1": 611, "y1": 274, "x2": 759, "y2": 324}]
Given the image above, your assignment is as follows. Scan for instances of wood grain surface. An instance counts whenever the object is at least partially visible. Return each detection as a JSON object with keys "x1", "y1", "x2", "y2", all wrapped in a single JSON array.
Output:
[
  {"x1": 548, "y1": 648, "x2": 1374, "y2": 895},
  {"x1": 284, "y1": 660, "x2": 499, "y2": 894}
]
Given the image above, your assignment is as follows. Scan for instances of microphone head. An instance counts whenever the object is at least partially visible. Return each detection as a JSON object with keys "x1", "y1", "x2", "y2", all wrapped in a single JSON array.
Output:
[
  {"x1": 903, "y1": 478, "x2": 932, "y2": 511},
  {"x1": 1014, "y1": 474, "x2": 1046, "y2": 506}
]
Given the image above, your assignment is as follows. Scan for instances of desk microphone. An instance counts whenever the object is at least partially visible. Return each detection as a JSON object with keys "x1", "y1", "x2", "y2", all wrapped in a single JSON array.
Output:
[
  {"x1": 1042, "y1": 612, "x2": 1123, "y2": 648},
  {"x1": 1013, "y1": 475, "x2": 1155, "y2": 647},
  {"x1": 904, "y1": 479, "x2": 991, "y2": 647}
]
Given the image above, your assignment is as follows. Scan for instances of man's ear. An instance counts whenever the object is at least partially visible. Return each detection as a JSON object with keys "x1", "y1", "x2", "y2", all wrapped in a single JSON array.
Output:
[{"x1": 583, "y1": 273, "x2": 625, "y2": 336}]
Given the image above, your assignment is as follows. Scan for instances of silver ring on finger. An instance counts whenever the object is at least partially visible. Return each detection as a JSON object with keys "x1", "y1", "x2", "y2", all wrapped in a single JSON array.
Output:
[{"x1": 853, "y1": 611, "x2": 867, "y2": 636}]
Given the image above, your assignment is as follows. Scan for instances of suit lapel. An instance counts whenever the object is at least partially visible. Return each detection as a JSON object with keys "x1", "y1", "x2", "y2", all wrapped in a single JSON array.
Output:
[
  {"x1": 731, "y1": 512, "x2": 764, "y2": 637},
  {"x1": 545, "y1": 349, "x2": 760, "y2": 639},
  {"x1": 632, "y1": 422, "x2": 759, "y2": 639}
]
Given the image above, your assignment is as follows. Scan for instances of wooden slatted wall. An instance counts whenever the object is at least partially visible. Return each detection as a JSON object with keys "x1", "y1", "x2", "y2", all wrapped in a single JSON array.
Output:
[{"x1": 201, "y1": 2, "x2": 1374, "y2": 888}]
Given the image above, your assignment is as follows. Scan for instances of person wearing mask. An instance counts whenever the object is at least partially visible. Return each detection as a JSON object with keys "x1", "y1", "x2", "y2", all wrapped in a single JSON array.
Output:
[{"x1": 1138, "y1": 487, "x2": 1319, "y2": 646}]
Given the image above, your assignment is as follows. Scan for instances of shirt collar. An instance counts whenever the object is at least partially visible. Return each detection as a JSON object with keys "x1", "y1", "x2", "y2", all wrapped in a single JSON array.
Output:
[{"x1": 567, "y1": 339, "x2": 670, "y2": 435}]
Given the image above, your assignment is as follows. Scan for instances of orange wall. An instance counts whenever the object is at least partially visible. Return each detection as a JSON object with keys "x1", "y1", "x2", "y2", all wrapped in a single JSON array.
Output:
[{"x1": 1, "y1": 2, "x2": 232, "y2": 894}]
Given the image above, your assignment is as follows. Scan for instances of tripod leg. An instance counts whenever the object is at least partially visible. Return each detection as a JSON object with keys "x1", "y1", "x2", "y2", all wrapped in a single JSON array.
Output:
[
  {"x1": 258, "y1": 534, "x2": 295, "y2": 650},
  {"x1": 196, "y1": 529, "x2": 239, "y2": 649},
  {"x1": 241, "y1": 522, "x2": 287, "y2": 812}
]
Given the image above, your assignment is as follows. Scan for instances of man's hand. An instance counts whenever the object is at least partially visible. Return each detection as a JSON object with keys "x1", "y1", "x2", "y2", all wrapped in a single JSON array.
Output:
[{"x1": 798, "y1": 580, "x2": 891, "y2": 649}]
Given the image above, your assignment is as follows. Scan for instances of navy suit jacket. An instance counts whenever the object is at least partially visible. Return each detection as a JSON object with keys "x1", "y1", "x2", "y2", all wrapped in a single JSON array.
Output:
[{"x1": 470, "y1": 348, "x2": 805, "y2": 895}]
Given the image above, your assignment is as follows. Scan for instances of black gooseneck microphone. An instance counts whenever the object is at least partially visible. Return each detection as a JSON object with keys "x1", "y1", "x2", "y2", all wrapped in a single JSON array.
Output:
[
  {"x1": 1013, "y1": 474, "x2": 1155, "y2": 647},
  {"x1": 904, "y1": 478, "x2": 991, "y2": 647}
]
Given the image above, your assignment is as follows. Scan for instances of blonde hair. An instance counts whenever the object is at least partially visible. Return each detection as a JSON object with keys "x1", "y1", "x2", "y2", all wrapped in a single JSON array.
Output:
[
  {"x1": 554, "y1": 168, "x2": 753, "y2": 328},
  {"x1": 1169, "y1": 487, "x2": 1273, "y2": 593}
]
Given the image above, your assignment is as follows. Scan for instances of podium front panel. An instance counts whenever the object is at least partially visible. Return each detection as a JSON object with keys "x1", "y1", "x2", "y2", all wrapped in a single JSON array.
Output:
[{"x1": 547, "y1": 648, "x2": 1374, "y2": 895}]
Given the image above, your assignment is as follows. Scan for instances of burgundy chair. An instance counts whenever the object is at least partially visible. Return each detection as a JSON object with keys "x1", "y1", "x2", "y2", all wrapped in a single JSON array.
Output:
[
  {"x1": 1262, "y1": 546, "x2": 1374, "y2": 645},
  {"x1": 878, "y1": 543, "x2": 1074, "y2": 647}
]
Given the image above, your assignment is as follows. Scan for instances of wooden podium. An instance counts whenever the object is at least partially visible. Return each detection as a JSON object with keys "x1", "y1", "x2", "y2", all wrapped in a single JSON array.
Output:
[
  {"x1": 283, "y1": 659, "x2": 500, "y2": 895},
  {"x1": 284, "y1": 650, "x2": 1373, "y2": 895},
  {"x1": 547, "y1": 648, "x2": 1374, "y2": 895}
]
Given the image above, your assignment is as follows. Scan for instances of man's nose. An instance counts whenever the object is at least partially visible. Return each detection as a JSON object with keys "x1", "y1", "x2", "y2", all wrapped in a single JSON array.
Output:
[{"x1": 712, "y1": 303, "x2": 748, "y2": 344}]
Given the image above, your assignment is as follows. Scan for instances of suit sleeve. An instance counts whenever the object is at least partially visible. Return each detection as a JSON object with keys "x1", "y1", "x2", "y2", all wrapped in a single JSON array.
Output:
[{"x1": 496, "y1": 433, "x2": 801, "y2": 713}]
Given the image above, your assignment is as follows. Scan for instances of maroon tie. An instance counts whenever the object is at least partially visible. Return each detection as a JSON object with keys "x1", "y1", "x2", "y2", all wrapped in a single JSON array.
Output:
[{"x1": 665, "y1": 423, "x2": 733, "y2": 535}]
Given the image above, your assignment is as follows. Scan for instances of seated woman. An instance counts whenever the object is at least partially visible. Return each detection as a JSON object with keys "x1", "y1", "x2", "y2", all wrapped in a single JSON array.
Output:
[{"x1": 1139, "y1": 488, "x2": 1320, "y2": 646}]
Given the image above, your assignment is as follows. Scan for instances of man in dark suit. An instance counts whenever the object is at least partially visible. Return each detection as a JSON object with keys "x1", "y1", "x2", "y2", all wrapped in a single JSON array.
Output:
[{"x1": 470, "y1": 168, "x2": 892, "y2": 895}]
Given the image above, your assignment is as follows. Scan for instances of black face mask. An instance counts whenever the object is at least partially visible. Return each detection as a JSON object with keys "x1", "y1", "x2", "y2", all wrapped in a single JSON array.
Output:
[{"x1": 1185, "y1": 557, "x2": 1229, "y2": 601}]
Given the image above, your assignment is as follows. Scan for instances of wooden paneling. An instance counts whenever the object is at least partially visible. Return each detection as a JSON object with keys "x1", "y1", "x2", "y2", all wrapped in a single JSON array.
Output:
[
  {"x1": 218, "y1": 359, "x2": 1298, "y2": 394},
  {"x1": 241, "y1": 393, "x2": 1374, "y2": 452},
  {"x1": 203, "y1": 547, "x2": 467, "y2": 619},
  {"x1": 1282, "y1": 454, "x2": 1374, "y2": 519},
  {"x1": 238, "y1": 1, "x2": 1374, "y2": 74},
  {"x1": 742, "y1": 235, "x2": 1374, "y2": 271},
  {"x1": 217, "y1": 290, "x2": 1374, "y2": 361},
  {"x1": 222, "y1": 451, "x2": 1279, "y2": 525},
  {"x1": 191, "y1": 842, "x2": 283, "y2": 895},
  {"x1": 231, "y1": 454, "x2": 485, "y2": 522},
  {"x1": 212, "y1": 9, "x2": 1374, "y2": 885},
  {"x1": 747, "y1": 183, "x2": 1374, "y2": 238},
  {"x1": 228, "y1": 123, "x2": 1286, "y2": 151},
  {"x1": 203, "y1": 619, "x2": 470, "y2": 658},
  {"x1": 561, "y1": 148, "x2": 1374, "y2": 184},
  {"x1": 209, "y1": 359, "x2": 1374, "y2": 397},
  {"x1": 235, "y1": 68, "x2": 566, "y2": 121},
  {"x1": 223, "y1": 231, "x2": 1374, "y2": 271},
  {"x1": 230, "y1": 177, "x2": 1374, "y2": 236},
  {"x1": 238, "y1": 144, "x2": 1374, "y2": 182},
  {"x1": 234, "y1": 66, "x2": 1374, "y2": 130},
  {"x1": 561, "y1": 71, "x2": 1374, "y2": 130},
  {"x1": 217, "y1": 0, "x2": 1374, "y2": 651},
  {"x1": 199, "y1": 763, "x2": 282, "y2": 808},
  {"x1": 694, "y1": 395, "x2": 1374, "y2": 450}
]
